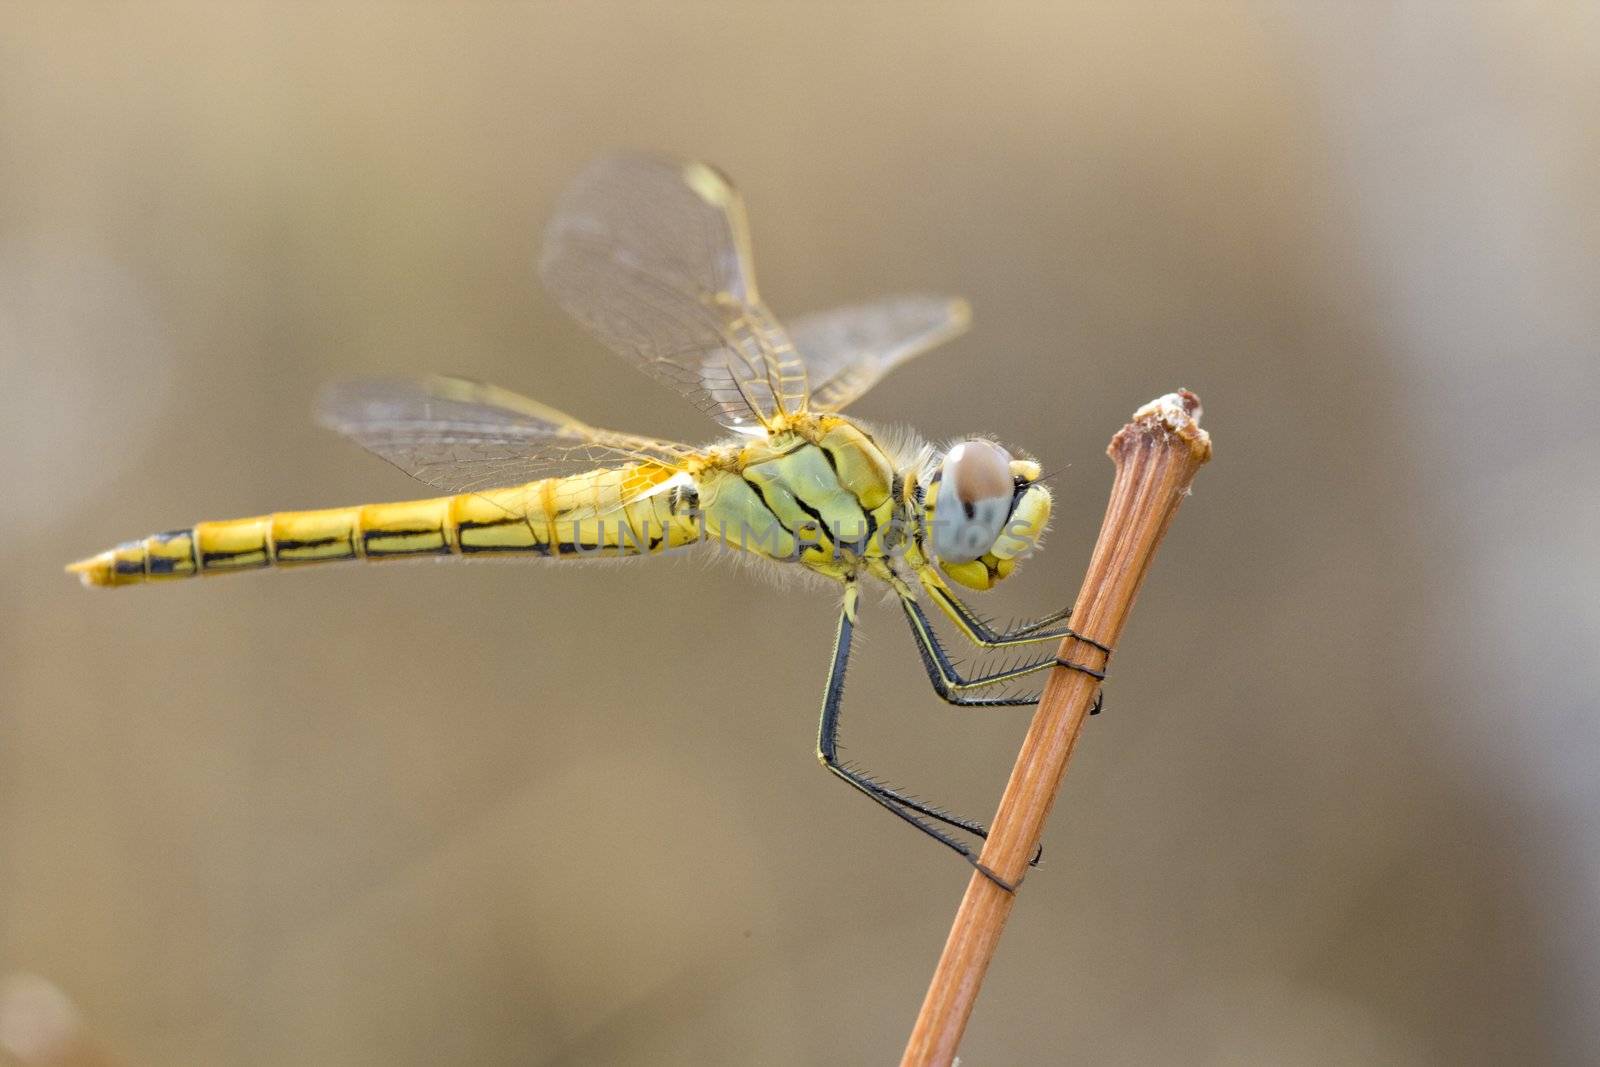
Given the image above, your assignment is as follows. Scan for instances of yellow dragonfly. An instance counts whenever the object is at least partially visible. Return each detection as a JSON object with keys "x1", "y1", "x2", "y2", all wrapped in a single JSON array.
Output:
[{"x1": 68, "y1": 155, "x2": 1107, "y2": 888}]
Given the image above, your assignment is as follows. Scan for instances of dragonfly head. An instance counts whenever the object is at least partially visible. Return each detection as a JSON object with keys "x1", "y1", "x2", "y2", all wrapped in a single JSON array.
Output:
[{"x1": 923, "y1": 440, "x2": 1052, "y2": 591}]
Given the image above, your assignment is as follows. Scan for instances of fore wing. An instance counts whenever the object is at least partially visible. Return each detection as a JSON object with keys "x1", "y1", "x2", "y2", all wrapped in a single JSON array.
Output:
[
  {"x1": 539, "y1": 154, "x2": 809, "y2": 431},
  {"x1": 317, "y1": 376, "x2": 700, "y2": 504},
  {"x1": 787, "y1": 295, "x2": 971, "y2": 412}
]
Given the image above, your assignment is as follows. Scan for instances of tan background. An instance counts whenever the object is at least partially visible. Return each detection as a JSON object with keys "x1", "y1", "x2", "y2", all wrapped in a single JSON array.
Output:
[{"x1": 3, "y1": 4, "x2": 1598, "y2": 1065}]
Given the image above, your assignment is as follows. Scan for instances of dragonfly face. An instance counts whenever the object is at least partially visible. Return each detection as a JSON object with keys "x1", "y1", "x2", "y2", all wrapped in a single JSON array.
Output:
[
  {"x1": 919, "y1": 440, "x2": 1053, "y2": 592},
  {"x1": 69, "y1": 154, "x2": 1107, "y2": 889}
]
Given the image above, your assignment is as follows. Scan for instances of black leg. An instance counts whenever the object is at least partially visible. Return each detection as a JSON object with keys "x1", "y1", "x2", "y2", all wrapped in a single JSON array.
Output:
[
  {"x1": 899, "y1": 594, "x2": 1055, "y2": 706},
  {"x1": 926, "y1": 580, "x2": 1113, "y2": 656},
  {"x1": 816, "y1": 586, "x2": 1029, "y2": 891},
  {"x1": 1053, "y1": 651, "x2": 1108, "y2": 719},
  {"x1": 902, "y1": 594, "x2": 1109, "y2": 718}
]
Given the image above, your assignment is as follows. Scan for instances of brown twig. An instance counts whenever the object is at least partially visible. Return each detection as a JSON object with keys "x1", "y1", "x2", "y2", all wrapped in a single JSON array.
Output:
[{"x1": 901, "y1": 390, "x2": 1213, "y2": 1066}]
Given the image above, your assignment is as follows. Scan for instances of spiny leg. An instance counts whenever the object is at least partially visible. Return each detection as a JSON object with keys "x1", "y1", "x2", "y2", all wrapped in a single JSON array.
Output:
[
  {"x1": 919, "y1": 574, "x2": 1111, "y2": 711},
  {"x1": 816, "y1": 583, "x2": 1025, "y2": 891},
  {"x1": 924, "y1": 576, "x2": 1113, "y2": 655},
  {"x1": 898, "y1": 594, "x2": 1057, "y2": 706},
  {"x1": 895, "y1": 592, "x2": 1069, "y2": 865},
  {"x1": 899, "y1": 594, "x2": 1107, "y2": 729}
]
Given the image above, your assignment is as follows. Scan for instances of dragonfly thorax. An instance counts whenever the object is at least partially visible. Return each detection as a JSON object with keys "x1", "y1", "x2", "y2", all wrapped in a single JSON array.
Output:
[
  {"x1": 684, "y1": 414, "x2": 905, "y2": 580},
  {"x1": 694, "y1": 414, "x2": 1050, "y2": 591}
]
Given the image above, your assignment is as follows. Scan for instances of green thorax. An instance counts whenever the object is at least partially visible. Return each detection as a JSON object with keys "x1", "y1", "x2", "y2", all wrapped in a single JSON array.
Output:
[{"x1": 697, "y1": 414, "x2": 903, "y2": 579}]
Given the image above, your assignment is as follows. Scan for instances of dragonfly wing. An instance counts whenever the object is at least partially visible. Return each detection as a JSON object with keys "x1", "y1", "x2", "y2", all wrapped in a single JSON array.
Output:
[
  {"x1": 789, "y1": 295, "x2": 971, "y2": 412},
  {"x1": 540, "y1": 154, "x2": 809, "y2": 431},
  {"x1": 317, "y1": 376, "x2": 699, "y2": 495}
]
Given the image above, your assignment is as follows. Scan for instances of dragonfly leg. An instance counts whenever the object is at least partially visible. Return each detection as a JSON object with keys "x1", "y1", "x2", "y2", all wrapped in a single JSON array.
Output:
[
  {"x1": 816, "y1": 587, "x2": 1039, "y2": 888},
  {"x1": 899, "y1": 595, "x2": 1055, "y2": 706},
  {"x1": 903, "y1": 585, "x2": 1111, "y2": 714},
  {"x1": 924, "y1": 576, "x2": 1113, "y2": 655}
]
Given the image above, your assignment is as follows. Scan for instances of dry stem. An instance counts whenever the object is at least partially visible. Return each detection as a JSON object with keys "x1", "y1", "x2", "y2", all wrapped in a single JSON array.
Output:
[{"x1": 901, "y1": 390, "x2": 1213, "y2": 1066}]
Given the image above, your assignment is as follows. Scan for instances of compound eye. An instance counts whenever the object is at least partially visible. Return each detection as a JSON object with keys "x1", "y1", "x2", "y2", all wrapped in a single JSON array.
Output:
[{"x1": 932, "y1": 440, "x2": 1013, "y2": 563}]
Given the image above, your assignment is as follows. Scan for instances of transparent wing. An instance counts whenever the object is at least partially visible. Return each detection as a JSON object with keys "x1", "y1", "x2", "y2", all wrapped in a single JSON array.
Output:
[
  {"x1": 317, "y1": 376, "x2": 700, "y2": 495},
  {"x1": 539, "y1": 154, "x2": 809, "y2": 431},
  {"x1": 787, "y1": 295, "x2": 971, "y2": 412}
]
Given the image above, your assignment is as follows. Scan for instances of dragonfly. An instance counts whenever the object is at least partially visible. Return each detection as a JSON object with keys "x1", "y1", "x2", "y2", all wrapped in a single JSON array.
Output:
[{"x1": 68, "y1": 154, "x2": 1108, "y2": 890}]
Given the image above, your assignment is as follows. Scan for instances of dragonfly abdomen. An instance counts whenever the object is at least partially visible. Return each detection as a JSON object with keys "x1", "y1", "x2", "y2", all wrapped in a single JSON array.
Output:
[
  {"x1": 68, "y1": 466, "x2": 700, "y2": 588},
  {"x1": 68, "y1": 501, "x2": 449, "y2": 587}
]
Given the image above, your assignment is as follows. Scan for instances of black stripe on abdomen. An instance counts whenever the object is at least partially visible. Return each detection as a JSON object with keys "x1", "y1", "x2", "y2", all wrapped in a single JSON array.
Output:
[{"x1": 362, "y1": 525, "x2": 450, "y2": 556}]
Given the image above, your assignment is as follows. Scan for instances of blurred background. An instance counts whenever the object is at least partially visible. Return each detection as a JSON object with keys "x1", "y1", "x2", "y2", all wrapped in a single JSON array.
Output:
[{"x1": 3, "y1": 4, "x2": 1597, "y2": 1064}]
